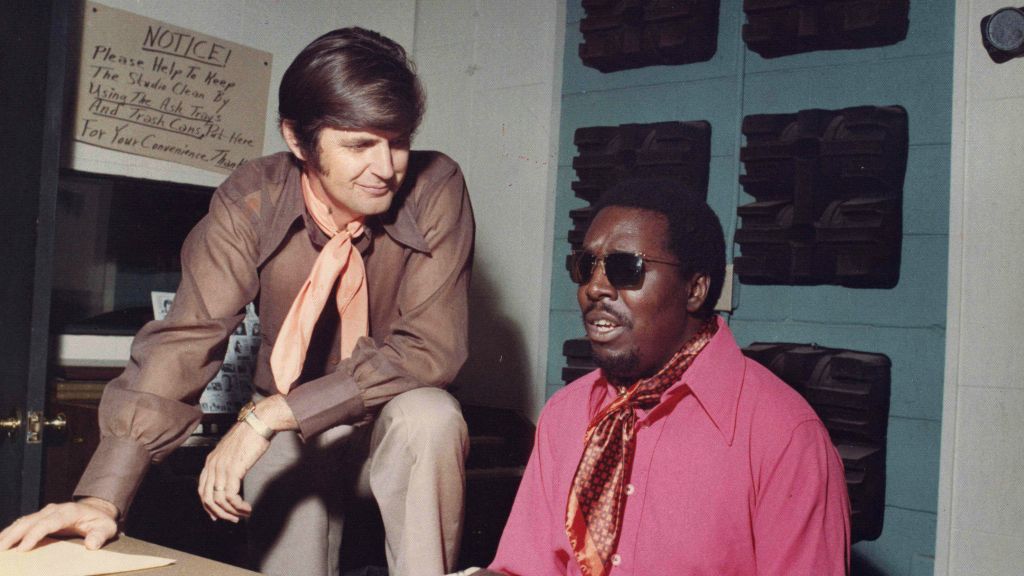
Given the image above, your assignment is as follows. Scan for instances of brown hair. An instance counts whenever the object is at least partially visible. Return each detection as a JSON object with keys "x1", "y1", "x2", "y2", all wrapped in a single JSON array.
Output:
[{"x1": 278, "y1": 27, "x2": 425, "y2": 170}]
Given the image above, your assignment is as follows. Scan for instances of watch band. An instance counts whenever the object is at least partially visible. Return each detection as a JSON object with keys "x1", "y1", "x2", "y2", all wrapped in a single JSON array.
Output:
[{"x1": 238, "y1": 401, "x2": 275, "y2": 440}]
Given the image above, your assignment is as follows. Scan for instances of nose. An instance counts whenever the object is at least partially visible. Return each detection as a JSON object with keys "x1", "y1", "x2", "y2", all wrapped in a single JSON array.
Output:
[
  {"x1": 370, "y1": 141, "x2": 396, "y2": 181},
  {"x1": 584, "y1": 258, "x2": 617, "y2": 302}
]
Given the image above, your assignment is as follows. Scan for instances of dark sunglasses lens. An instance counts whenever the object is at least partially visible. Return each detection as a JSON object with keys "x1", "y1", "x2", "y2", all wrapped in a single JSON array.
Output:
[
  {"x1": 604, "y1": 253, "x2": 644, "y2": 287},
  {"x1": 570, "y1": 252, "x2": 597, "y2": 284}
]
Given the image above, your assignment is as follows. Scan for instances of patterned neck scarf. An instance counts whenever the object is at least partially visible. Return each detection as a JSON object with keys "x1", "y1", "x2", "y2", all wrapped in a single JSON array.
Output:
[
  {"x1": 269, "y1": 173, "x2": 368, "y2": 394},
  {"x1": 565, "y1": 319, "x2": 717, "y2": 575}
]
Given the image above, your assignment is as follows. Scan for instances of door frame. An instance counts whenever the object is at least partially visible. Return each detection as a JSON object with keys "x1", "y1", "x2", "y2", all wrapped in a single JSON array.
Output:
[{"x1": 0, "y1": 0, "x2": 70, "y2": 525}]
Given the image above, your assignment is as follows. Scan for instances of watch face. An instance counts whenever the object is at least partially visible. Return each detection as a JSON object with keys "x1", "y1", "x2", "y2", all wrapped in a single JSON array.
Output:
[{"x1": 237, "y1": 401, "x2": 253, "y2": 421}]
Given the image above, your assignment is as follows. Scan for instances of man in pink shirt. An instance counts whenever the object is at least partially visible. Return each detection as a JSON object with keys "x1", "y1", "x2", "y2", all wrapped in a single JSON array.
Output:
[{"x1": 477, "y1": 179, "x2": 849, "y2": 575}]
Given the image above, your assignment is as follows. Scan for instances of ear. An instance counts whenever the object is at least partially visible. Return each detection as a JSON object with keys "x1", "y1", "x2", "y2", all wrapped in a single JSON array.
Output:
[
  {"x1": 685, "y1": 272, "x2": 711, "y2": 314},
  {"x1": 280, "y1": 121, "x2": 307, "y2": 162}
]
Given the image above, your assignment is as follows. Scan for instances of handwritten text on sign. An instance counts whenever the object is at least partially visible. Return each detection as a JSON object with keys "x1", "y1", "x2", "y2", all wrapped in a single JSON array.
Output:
[{"x1": 74, "y1": 2, "x2": 272, "y2": 174}]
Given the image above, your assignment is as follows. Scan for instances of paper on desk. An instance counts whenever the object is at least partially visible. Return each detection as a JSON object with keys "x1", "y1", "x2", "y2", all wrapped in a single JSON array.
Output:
[{"x1": 0, "y1": 538, "x2": 174, "y2": 576}]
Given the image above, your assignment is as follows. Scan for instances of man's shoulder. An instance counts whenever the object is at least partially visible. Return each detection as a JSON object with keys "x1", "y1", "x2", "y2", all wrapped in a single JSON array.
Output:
[
  {"x1": 530, "y1": 371, "x2": 601, "y2": 446},
  {"x1": 215, "y1": 152, "x2": 295, "y2": 201},
  {"x1": 410, "y1": 149, "x2": 460, "y2": 173},
  {"x1": 407, "y1": 150, "x2": 464, "y2": 192},
  {"x1": 740, "y1": 356, "x2": 826, "y2": 432},
  {"x1": 387, "y1": 150, "x2": 471, "y2": 244},
  {"x1": 541, "y1": 370, "x2": 602, "y2": 418}
]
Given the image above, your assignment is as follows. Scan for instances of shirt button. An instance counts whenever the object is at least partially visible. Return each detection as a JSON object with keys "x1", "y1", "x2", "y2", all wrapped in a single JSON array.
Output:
[
  {"x1": 625, "y1": 484, "x2": 636, "y2": 496},
  {"x1": 611, "y1": 553, "x2": 622, "y2": 566}
]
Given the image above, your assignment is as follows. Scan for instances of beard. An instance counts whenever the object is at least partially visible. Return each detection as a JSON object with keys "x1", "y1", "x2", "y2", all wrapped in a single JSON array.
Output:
[
  {"x1": 594, "y1": 345, "x2": 641, "y2": 386},
  {"x1": 583, "y1": 300, "x2": 642, "y2": 385}
]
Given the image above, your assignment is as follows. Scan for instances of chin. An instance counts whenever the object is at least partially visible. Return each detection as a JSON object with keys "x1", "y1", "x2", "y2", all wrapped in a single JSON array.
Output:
[
  {"x1": 595, "y1": 349, "x2": 641, "y2": 384},
  {"x1": 360, "y1": 196, "x2": 395, "y2": 216}
]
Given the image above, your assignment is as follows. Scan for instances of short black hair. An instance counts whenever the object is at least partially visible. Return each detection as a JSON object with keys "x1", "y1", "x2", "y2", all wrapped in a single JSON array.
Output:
[{"x1": 592, "y1": 179, "x2": 726, "y2": 318}]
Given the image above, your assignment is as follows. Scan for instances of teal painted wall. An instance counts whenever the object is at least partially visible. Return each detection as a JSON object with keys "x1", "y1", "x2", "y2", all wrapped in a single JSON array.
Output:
[{"x1": 547, "y1": 2, "x2": 954, "y2": 574}]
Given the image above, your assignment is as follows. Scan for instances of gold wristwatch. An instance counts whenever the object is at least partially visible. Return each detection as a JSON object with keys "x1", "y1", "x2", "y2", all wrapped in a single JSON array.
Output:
[{"x1": 237, "y1": 400, "x2": 275, "y2": 440}]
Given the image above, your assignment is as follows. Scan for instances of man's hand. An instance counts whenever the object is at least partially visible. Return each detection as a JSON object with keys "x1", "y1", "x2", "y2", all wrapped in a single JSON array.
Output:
[
  {"x1": 198, "y1": 395, "x2": 297, "y2": 523},
  {"x1": 0, "y1": 497, "x2": 118, "y2": 551},
  {"x1": 197, "y1": 420, "x2": 269, "y2": 523}
]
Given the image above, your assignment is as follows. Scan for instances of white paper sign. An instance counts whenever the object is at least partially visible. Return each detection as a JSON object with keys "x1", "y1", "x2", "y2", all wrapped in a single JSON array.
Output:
[{"x1": 74, "y1": 1, "x2": 273, "y2": 174}]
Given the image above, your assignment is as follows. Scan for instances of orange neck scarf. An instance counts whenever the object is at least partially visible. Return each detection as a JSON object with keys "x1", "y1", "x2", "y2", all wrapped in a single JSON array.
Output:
[
  {"x1": 269, "y1": 173, "x2": 368, "y2": 394},
  {"x1": 565, "y1": 319, "x2": 717, "y2": 575}
]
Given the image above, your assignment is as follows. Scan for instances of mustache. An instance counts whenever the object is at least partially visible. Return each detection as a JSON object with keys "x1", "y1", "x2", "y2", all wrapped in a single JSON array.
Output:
[{"x1": 583, "y1": 301, "x2": 632, "y2": 329}]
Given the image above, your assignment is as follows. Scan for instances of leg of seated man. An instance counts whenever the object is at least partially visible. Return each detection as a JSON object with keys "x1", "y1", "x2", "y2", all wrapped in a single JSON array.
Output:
[
  {"x1": 357, "y1": 388, "x2": 469, "y2": 576},
  {"x1": 245, "y1": 421, "x2": 360, "y2": 576}
]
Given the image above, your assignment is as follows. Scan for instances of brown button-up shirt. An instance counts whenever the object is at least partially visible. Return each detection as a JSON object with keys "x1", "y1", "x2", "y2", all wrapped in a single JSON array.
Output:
[{"x1": 74, "y1": 151, "x2": 474, "y2": 514}]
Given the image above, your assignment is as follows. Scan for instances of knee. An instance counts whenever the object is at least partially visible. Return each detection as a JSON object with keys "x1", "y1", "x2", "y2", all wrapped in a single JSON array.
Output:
[{"x1": 378, "y1": 388, "x2": 468, "y2": 456}]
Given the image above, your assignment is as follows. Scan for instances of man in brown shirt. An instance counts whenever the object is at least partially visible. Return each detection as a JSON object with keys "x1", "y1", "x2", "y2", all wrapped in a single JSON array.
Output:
[{"x1": 0, "y1": 27, "x2": 474, "y2": 576}]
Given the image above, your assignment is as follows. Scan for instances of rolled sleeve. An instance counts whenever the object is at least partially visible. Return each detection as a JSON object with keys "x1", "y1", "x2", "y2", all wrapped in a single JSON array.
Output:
[
  {"x1": 74, "y1": 436, "x2": 151, "y2": 515},
  {"x1": 285, "y1": 372, "x2": 365, "y2": 439}
]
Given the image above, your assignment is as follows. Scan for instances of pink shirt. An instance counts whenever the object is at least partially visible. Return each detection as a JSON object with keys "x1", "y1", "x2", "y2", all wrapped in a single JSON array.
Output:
[{"x1": 490, "y1": 318, "x2": 850, "y2": 575}]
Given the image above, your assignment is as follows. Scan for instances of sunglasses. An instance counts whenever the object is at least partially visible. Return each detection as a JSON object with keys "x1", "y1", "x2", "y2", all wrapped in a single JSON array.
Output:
[{"x1": 569, "y1": 250, "x2": 681, "y2": 288}]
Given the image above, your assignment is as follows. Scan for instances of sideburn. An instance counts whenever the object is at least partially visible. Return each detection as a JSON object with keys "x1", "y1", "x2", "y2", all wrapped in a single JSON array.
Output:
[{"x1": 307, "y1": 141, "x2": 328, "y2": 176}]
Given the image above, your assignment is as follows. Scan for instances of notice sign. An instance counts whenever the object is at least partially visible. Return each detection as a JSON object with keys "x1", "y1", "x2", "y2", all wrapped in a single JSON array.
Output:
[{"x1": 73, "y1": 2, "x2": 272, "y2": 174}]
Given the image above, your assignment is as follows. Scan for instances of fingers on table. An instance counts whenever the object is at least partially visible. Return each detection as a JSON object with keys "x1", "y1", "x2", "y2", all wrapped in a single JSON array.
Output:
[
  {"x1": 0, "y1": 515, "x2": 30, "y2": 550},
  {"x1": 0, "y1": 504, "x2": 75, "y2": 552}
]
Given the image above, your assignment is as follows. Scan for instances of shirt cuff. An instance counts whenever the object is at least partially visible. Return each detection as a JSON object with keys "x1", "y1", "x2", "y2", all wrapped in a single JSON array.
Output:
[
  {"x1": 73, "y1": 436, "x2": 151, "y2": 517},
  {"x1": 285, "y1": 373, "x2": 366, "y2": 439}
]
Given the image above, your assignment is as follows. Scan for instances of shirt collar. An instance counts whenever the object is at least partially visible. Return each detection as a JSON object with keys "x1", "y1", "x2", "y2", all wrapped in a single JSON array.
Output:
[
  {"x1": 589, "y1": 316, "x2": 745, "y2": 446},
  {"x1": 669, "y1": 316, "x2": 745, "y2": 446},
  {"x1": 377, "y1": 189, "x2": 431, "y2": 253}
]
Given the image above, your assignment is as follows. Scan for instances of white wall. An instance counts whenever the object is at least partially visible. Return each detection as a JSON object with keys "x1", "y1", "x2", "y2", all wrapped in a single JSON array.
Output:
[
  {"x1": 413, "y1": 1, "x2": 565, "y2": 418},
  {"x1": 937, "y1": 1, "x2": 1024, "y2": 574},
  {"x1": 71, "y1": 0, "x2": 564, "y2": 419}
]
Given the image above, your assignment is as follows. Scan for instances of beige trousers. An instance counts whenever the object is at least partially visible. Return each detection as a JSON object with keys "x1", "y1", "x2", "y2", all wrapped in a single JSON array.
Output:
[{"x1": 244, "y1": 388, "x2": 468, "y2": 576}]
